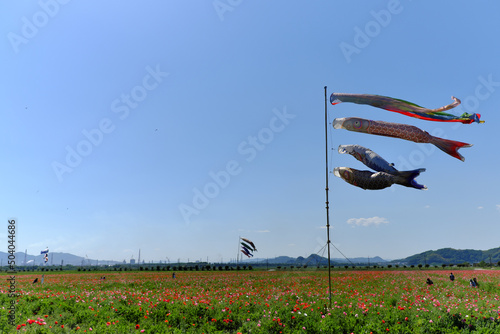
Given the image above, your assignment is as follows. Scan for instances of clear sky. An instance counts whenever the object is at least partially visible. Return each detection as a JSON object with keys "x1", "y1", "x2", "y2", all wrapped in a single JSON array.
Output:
[{"x1": 1, "y1": 1, "x2": 499, "y2": 264}]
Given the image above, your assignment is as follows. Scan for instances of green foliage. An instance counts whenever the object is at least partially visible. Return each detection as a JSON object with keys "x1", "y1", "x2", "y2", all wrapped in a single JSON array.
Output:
[
  {"x1": 2, "y1": 270, "x2": 500, "y2": 333},
  {"x1": 400, "y1": 247, "x2": 500, "y2": 266},
  {"x1": 478, "y1": 261, "x2": 490, "y2": 268}
]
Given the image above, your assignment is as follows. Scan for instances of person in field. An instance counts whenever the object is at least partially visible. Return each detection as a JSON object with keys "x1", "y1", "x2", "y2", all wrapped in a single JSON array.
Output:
[
  {"x1": 426, "y1": 278, "x2": 433, "y2": 285},
  {"x1": 473, "y1": 278, "x2": 479, "y2": 287},
  {"x1": 449, "y1": 273, "x2": 455, "y2": 281},
  {"x1": 469, "y1": 279, "x2": 476, "y2": 287},
  {"x1": 32, "y1": 277, "x2": 38, "y2": 284}
]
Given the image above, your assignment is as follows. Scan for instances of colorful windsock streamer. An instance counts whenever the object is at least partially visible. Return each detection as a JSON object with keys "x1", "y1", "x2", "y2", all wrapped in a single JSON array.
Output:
[
  {"x1": 241, "y1": 242, "x2": 253, "y2": 251},
  {"x1": 333, "y1": 117, "x2": 472, "y2": 161},
  {"x1": 330, "y1": 93, "x2": 483, "y2": 124},
  {"x1": 334, "y1": 167, "x2": 425, "y2": 190},
  {"x1": 338, "y1": 144, "x2": 426, "y2": 190},
  {"x1": 241, "y1": 238, "x2": 257, "y2": 251},
  {"x1": 240, "y1": 238, "x2": 257, "y2": 258},
  {"x1": 242, "y1": 246, "x2": 253, "y2": 256},
  {"x1": 241, "y1": 249, "x2": 251, "y2": 257}
]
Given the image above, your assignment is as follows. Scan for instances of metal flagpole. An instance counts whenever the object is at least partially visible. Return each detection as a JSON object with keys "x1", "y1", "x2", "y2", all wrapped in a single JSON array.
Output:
[
  {"x1": 236, "y1": 236, "x2": 241, "y2": 267},
  {"x1": 324, "y1": 86, "x2": 332, "y2": 309}
]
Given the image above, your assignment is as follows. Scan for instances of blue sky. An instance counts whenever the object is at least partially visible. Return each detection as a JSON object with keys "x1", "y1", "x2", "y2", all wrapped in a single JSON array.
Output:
[{"x1": 1, "y1": 1, "x2": 499, "y2": 264}]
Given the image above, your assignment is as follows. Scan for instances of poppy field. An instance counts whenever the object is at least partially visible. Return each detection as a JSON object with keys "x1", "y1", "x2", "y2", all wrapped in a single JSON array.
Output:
[{"x1": 1, "y1": 269, "x2": 500, "y2": 333}]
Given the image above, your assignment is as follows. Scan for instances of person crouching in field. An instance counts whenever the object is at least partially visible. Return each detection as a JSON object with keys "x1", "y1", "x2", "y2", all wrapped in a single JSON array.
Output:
[
  {"x1": 469, "y1": 279, "x2": 476, "y2": 287},
  {"x1": 426, "y1": 278, "x2": 433, "y2": 285},
  {"x1": 473, "y1": 278, "x2": 479, "y2": 287}
]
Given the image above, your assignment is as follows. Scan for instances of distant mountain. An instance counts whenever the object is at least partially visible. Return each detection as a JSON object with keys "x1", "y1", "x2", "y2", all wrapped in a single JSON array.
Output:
[
  {"x1": 295, "y1": 254, "x2": 387, "y2": 265},
  {"x1": 241, "y1": 254, "x2": 388, "y2": 265},
  {"x1": 267, "y1": 256, "x2": 296, "y2": 264},
  {"x1": 393, "y1": 247, "x2": 500, "y2": 266},
  {"x1": 0, "y1": 251, "x2": 122, "y2": 267}
]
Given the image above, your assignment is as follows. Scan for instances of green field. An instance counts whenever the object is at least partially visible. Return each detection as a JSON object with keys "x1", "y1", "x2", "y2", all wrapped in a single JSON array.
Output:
[{"x1": 2, "y1": 269, "x2": 500, "y2": 333}]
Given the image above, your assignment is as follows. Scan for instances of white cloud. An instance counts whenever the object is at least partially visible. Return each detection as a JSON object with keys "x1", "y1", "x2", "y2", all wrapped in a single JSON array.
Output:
[
  {"x1": 347, "y1": 216, "x2": 389, "y2": 227},
  {"x1": 424, "y1": 205, "x2": 431, "y2": 209},
  {"x1": 477, "y1": 206, "x2": 484, "y2": 210},
  {"x1": 256, "y1": 230, "x2": 270, "y2": 233},
  {"x1": 496, "y1": 204, "x2": 500, "y2": 211}
]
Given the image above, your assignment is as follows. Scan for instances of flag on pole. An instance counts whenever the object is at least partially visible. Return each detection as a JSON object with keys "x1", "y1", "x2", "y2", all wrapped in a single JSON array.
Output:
[
  {"x1": 240, "y1": 238, "x2": 257, "y2": 258},
  {"x1": 41, "y1": 248, "x2": 49, "y2": 264}
]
